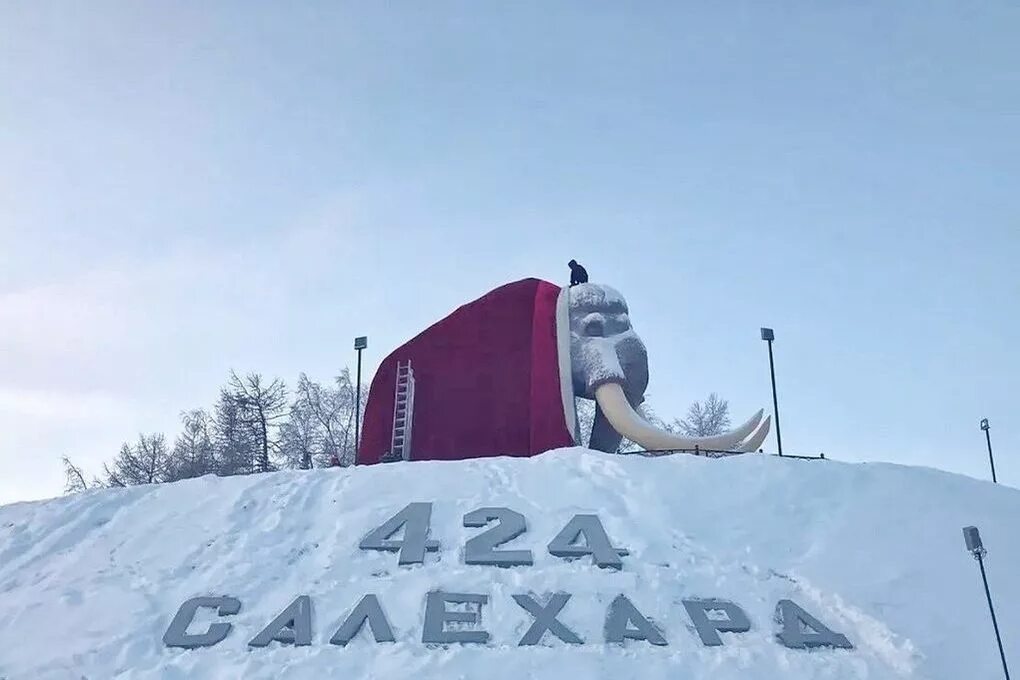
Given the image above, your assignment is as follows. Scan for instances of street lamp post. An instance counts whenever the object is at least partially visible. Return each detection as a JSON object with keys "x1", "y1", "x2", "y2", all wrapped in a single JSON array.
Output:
[
  {"x1": 981, "y1": 418, "x2": 998, "y2": 484},
  {"x1": 354, "y1": 336, "x2": 368, "y2": 464},
  {"x1": 963, "y1": 526, "x2": 1011, "y2": 680},
  {"x1": 760, "y1": 327, "x2": 783, "y2": 456}
]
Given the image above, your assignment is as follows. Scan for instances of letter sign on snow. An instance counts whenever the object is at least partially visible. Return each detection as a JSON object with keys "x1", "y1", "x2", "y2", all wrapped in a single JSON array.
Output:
[
  {"x1": 512, "y1": 593, "x2": 583, "y2": 646},
  {"x1": 359, "y1": 502, "x2": 440, "y2": 565},
  {"x1": 604, "y1": 595, "x2": 667, "y2": 646},
  {"x1": 163, "y1": 596, "x2": 241, "y2": 649},
  {"x1": 249, "y1": 596, "x2": 313, "y2": 648},
  {"x1": 463, "y1": 507, "x2": 534, "y2": 567},
  {"x1": 330, "y1": 594, "x2": 396, "y2": 646},
  {"x1": 775, "y1": 600, "x2": 853, "y2": 650},
  {"x1": 681, "y1": 599, "x2": 752, "y2": 646},
  {"x1": 547, "y1": 514, "x2": 629, "y2": 569},
  {"x1": 422, "y1": 591, "x2": 490, "y2": 644}
]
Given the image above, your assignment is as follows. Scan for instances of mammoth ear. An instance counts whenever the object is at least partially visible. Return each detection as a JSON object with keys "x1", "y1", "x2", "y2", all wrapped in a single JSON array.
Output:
[{"x1": 556, "y1": 286, "x2": 579, "y2": 443}]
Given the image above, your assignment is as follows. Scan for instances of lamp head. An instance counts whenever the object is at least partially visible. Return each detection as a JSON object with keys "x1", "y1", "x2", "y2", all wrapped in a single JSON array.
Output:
[{"x1": 963, "y1": 526, "x2": 985, "y2": 557}]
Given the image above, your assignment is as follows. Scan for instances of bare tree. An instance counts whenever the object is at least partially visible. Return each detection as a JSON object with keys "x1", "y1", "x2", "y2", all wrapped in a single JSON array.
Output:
[
  {"x1": 61, "y1": 456, "x2": 90, "y2": 494},
  {"x1": 213, "y1": 388, "x2": 256, "y2": 475},
  {"x1": 169, "y1": 409, "x2": 216, "y2": 481},
  {"x1": 227, "y1": 371, "x2": 288, "y2": 473},
  {"x1": 675, "y1": 393, "x2": 731, "y2": 437},
  {"x1": 104, "y1": 433, "x2": 171, "y2": 486}
]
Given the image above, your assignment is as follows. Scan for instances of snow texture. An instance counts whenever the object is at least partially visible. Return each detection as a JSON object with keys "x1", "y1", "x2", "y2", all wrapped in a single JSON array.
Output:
[{"x1": 1, "y1": 449, "x2": 1017, "y2": 679}]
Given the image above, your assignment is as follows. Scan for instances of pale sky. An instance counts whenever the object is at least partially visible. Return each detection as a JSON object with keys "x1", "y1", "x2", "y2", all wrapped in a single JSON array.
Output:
[{"x1": 2, "y1": 2, "x2": 1018, "y2": 505}]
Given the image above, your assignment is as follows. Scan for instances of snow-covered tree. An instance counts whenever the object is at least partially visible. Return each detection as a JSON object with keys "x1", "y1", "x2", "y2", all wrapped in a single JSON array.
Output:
[
  {"x1": 280, "y1": 391, "x2": 318, "y2": 470},
  {"x1": 281, "y1": 370, "x2": 366, "y2": 468}
]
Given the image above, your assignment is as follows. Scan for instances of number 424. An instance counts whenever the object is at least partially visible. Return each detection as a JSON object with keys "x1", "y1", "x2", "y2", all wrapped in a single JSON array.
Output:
[{"x1": 358, "y1": 503, "x2": 630, "y2": 569}]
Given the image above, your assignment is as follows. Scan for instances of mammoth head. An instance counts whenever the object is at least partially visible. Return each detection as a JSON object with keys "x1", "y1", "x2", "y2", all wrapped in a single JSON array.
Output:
[{"x1": 566, "y1": 283, "x2": 770, "y2": 454}]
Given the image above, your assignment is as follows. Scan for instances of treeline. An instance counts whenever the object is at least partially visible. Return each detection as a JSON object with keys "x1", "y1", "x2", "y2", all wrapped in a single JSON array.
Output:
[
  {"x1": 63, "y1": 369, "x2": 364, "y2": 493},
  {"x1": 62, "y1": 369, "x2": 731, "y2": 494}
]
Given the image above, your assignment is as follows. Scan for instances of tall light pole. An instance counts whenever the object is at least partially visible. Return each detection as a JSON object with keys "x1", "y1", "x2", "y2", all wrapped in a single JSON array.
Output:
[
  {"x1": 981, "y1": 419, "x2": 998, "y2": 484},
  {"x1": 760, "y1": 327, "x2": 783, "y2": 456},
  {"x1": 354, "y1": 336, "x2": 368, "y2": 463},
  {"x1": 963, "y1": 526, "x2": 1011, "y2": 680}
]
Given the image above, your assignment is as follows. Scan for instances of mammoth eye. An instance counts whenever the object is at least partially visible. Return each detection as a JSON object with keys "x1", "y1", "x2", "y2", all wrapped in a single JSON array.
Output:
[
  {"x1": 583, "y1": 317, "x2": 605, "y2": 337},
  {"x1": 611, "y1": 313, "x2": 630, "y2": 333}
]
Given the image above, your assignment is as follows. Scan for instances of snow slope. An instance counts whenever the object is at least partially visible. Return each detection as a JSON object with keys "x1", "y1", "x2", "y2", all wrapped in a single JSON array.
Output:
[{"x1": 1, "y1": 448, "x2": 1017, "y2": 679}]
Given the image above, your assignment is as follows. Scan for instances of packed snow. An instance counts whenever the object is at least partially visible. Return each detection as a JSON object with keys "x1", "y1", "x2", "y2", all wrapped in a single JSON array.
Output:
[{"x1": 1, "y1": 448, "x2": 1017, "y2": 679}]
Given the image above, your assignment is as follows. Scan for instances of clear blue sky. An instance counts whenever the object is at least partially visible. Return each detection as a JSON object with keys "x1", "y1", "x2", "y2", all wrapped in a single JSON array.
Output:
[{"x1": 2, "y1": 2, "x2": 1018, "y2": 504}]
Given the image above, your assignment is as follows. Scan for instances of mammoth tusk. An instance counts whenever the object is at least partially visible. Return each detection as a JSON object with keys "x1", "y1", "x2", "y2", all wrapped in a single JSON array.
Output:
[
  {"x1": 593, "y1": 382, "x2": 771, "y2": 453},
  {"x1": 735, "y1": 415, "x2": 771, "y2": 452}
]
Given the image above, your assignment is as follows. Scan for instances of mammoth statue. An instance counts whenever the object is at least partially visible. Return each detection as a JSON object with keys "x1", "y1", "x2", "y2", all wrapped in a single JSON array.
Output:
[
  {"x1": 568, "y1": 283, "x2": 770, "y2": 454},
  {"x1": 358, "y1": 278, "x2": 771, "y2": 465}
]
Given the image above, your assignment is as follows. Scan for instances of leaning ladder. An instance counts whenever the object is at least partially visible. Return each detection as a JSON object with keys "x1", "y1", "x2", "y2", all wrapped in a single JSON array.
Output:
[{"x1": 389, "y1": 360, "x2": 416, "y2": 461}]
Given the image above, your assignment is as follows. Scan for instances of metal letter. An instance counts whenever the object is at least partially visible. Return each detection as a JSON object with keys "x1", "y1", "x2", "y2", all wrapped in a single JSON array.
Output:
[
  {"x1": 681, "y1": 599, "x2": 751, "y2": 646},
  {"x1": 464, "y1": 507, "x2": 534, "y2": 567},
  {"x1": 604, "y1": 594, "x2": 667, "y2": 646},
  {"x1": 163, "y1": 596, "x2": 241, "y2": 649},
  {"x1": 359, "y1": 502, "x2": 440, "y2": 565},
  {"x1": 330, "y1": 594, "x2": 396, "y2": 646},
  {"x1": 775, "y1": 599, "x2": 853, "y2": 649},
  {"x1": 249, "y1": 595, "x2": 313, "y2": 647},
  {"x1": 547, "y1": 514, "x2": 628, "y2": 569},
  {"x1": 512, "y1": 593, "x2": 583, "y2": 645},
  {"x1": 421, "y1": 591, "x2": 490, "y2": 644}
]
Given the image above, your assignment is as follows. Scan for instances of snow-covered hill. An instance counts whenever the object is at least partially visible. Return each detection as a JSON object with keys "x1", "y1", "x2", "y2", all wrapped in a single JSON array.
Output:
[{"x1": 1, "y1": 449, "x2": 1017, "y2": 679}]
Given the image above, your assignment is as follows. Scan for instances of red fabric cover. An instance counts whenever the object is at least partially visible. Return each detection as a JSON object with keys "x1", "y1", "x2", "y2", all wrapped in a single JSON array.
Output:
[{"x1": 358, "y1": 278, "x2": 573, "y2": 464}]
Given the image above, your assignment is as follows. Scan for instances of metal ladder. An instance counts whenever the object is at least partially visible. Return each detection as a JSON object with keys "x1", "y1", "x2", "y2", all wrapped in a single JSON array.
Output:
[{"x1": 388, "y1": 360, "x2": 416, "y2": 461}]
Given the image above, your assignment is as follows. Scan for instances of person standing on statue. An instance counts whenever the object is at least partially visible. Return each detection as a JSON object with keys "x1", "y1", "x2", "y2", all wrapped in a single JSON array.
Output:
[{"x1": 568, "y1": 259, "x2": 588, "y2": 286}]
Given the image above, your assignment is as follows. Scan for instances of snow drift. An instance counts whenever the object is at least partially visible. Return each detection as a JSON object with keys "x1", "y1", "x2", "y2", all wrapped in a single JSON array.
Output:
[{"x1": 1, "y1": 448, "x2": 1018, "y2": 679}]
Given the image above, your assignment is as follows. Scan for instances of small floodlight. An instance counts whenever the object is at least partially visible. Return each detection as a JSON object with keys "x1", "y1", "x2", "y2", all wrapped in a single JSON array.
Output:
[
  {"x1": 963, "y1": 526, "x2": 985, "y2": 557},
  {"x1": 354, "y1": 336, "x2": 368, "y2": 351},
  {"x1": 961, "y1": 525, "x2": 1011, "y2": 679},
  {"x1": 760, "y1": 327, "x2": 774, "y2": 342},
  {"x1": 980, "y1": 418, "x2": 990, "y2": 432}
]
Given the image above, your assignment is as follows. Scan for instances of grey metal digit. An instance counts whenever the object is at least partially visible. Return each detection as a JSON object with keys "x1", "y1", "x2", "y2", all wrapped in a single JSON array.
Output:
[
  {"x1": 775, "y1": 600, "x2": 853, "y2": 649},
  {"x1": 248, "y1": 595, "x2": 313, "y2": 648},
  {"x1": 163, "y1": 596, "x2": 241, "y2": 649},
  {"x1": 421, "y1": 591, "x2": 490, "y2": 644},
  {"x1": 463, "y1": 507, "x2": 534, "y2": 567},
  {"x1": 681, "y1": 599, "x2": 751, "y2": 646},
  {"x1": 604, "y1": 594, "x2": 667, "y2": 646},
  {"x1": 547, "y1": 514, "x2": 628, "y2": 569},
  {"x1": 512, "y1": 593, "x2": 583, "y2": 645},
  {"x1": 359, "y1": 502, "x2": 440, "y2": 565},
  {"x1": 330, "y1": 594, "x2": 396, "y2": 646}
]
